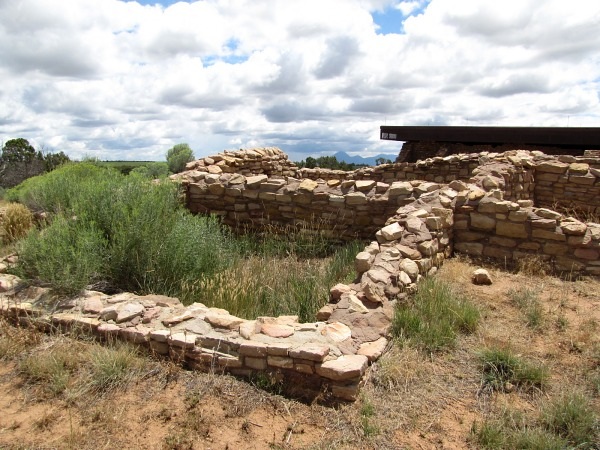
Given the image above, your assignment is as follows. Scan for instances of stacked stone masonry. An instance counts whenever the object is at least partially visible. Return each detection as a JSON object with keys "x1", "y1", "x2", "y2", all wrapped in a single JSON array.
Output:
[{"x1": 2, "y1": 147, "x2": 600, "y2": 402}]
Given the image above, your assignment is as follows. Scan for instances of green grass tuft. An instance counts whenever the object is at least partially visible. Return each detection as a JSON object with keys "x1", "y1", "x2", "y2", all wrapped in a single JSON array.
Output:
[
  {"x1": 391, "y1": 277, "x2": 479, "y2": 352},
  {"x1": 478, "y1": 346, "x2": 549, "y2": 392}
]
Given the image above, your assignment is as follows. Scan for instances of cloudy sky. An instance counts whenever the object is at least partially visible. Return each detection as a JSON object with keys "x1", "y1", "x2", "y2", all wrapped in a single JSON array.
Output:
[{"x1": 1, "y1": 0, "x2": 599, "y2": 162}]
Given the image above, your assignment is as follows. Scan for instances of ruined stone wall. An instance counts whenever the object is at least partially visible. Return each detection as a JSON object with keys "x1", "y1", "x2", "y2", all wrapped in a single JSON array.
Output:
[
  {"x1": 4, "y1": 146, "x2": 600, "y2": 403},
  {"x1": 453, "y1": 187, "x2": 600, "y2": 276},
  {"x1": 183, "y1": 172, "x2": 447, "y2": 240},
  {"x1": 398, "y1": 140, "x2": 581, "y2": 163},
  {"x1": 183, "y1": 147, "x2": 299, "y2": 177},
  {"x1": 533, "y1": 155, "x2": 600, "y2": 214}
]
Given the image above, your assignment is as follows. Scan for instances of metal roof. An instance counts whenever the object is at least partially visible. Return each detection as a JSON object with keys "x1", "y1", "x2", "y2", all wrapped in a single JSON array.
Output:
[{"x1": 380, "y1": 126, "x2": 600, "y2": 149}]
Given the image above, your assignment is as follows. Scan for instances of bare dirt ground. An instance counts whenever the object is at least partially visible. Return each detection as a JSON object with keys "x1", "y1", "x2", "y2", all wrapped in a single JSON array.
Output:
[{"x1": 1, "y1": 257, "x2": 599, "y2": 449}]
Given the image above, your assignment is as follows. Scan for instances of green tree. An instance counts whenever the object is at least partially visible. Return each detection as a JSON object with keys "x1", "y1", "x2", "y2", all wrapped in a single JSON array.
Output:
[
  {"x1": 375, "y1": 157, "x2": 393, "y2": 166},
  {"x1": 166, "y1": 143, "x2": 194, "y2": 173},
  {"x1": 43, "y1": 151, "x2": 70, "y2": 172},
  {"x1": 2, "y1": 138, "x2": 37, "y2": 163}
]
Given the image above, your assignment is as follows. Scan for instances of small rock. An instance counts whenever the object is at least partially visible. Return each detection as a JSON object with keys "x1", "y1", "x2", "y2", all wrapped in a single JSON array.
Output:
[{"x1": 472, "y1": 268, "x2": 492, "y2": 285}]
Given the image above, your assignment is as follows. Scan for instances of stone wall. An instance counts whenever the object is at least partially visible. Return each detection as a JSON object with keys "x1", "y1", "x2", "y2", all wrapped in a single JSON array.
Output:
[
  {"x1": 533, "y1": 155, "x2": 600, "y2": 214},
  {"x1": 183, "y1": 147, "x2": 299, "y2": 177},
  {"x1": 3, "y1": 146, "x2": 600, "y2": 403}
]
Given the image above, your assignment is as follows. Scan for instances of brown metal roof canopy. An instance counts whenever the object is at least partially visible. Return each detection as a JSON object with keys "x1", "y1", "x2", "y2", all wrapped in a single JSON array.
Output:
[{"x1": 380, "y1": 126, "x2": 600, "y2": 149}]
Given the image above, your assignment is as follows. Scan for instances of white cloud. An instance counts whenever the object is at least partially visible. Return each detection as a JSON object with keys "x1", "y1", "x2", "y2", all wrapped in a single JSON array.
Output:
[{"x1": 0, "y1": 0, "x2": 599, "y2": 161}]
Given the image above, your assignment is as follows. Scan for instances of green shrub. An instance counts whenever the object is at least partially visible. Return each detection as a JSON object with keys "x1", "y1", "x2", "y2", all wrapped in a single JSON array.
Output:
[
  {"x1": 478, "y1": 346, "x2": 549, "y2": 392},
  {"x1": 391, "y1": 277, "x2": 479, "y2": 352},
  {"x1": 16, "y1": 215, "x2": 107, "y2": 295},
  {"x1": 1, "y1": 202, "x2": 33, "y2": 243}
]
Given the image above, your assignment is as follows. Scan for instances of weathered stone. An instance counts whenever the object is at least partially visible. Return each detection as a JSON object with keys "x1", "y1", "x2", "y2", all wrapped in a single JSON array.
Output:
[
  {"x1": 355, "y1": 180, "x2": 376, "y2": 192},
  {"x1": 389, "y1": 181, "x2": 413, "y2": 196},
  {"x1": 574, "y1": 248, "x2": 599, "y2": 260},
  {"x1": 399, "y1": 259, "x2": 419, "y2": 280},
  {"x1": 261, "y1": 323, "x2": 295, "y2": 338},
  {"x1": 560, "y1": 220, "x2": 587, "y2": 236},
  {"x1": 162, "y1": 310, "x2": 194, "y2": 326},
  {"x1": 168, "y1": 332, "x2": 197, "y2": 348},
  {"x1": 532, "y1": 229, "x2": 566, "y2": 241},
  {"x1": 496, "y1": 221, "x2": 528, "y2": 239},
  {"x1": 472, "y1": 269, "x2": 492, "y2": 285},
  {"x1": 357, "y1": 337, "x2": 388, "y2": 362},
  {"x1": 267, "y1": 356, "x2": 294, "y2": 369},
  {"x1": 82, "y1": 297, "x2": 104, "y2": 315},
  {"x1": 316, "y1": 355, "x2": 368, "y2": 381},
  {"x1": 454, "y1": 242, "x2": 484, "y2": 256},
  {"x1": 470, "y1": 213, "x2": 496, "y2": 230},
  {"x1": 289, "y1": 343, "x2": 330, "y2": 362},
  {"x1": 345, "y1": 192, "x2": 367, "y2": 205},
  {"x1": 322, "y1": 322, "x2": 352, "y2": 342},
  {"x1": 245, "y1": 174, "x2": 268, "y2": 187},
  {"x1": 348, "y1": 295, "x2": 369, "y2": 314},
  {"x1": 239, "y1": 342, "x2": 268, "y2": 357},
  {"x1": 417, "y1": 239, "x2": 438, "y2": 256},
  {"x1": 536, "y1": 161, "x2": 568, "y2": 173},
  {"x1": 366, "y1": 269, "x2": 390, "y2": 285},
  {"x1": 380, "y1": 222, "x2": 404, "y2": 241},
  {"x1": 395, "y1": 244, "x2": 421, "y2": 260},
  {"x1": 298, "y1": 179, "x2": 319, "y2": 192},
  {"x1": 115, "y1": 302, "x2": 144, "y2": 323},
  {"x1": 204, "y1": 312, "x2": 244, "y2": 330},
  {"x1": 239, "y1": 320, "x2": 260, "y2": 339},
  {"x1": 355, "y1": 251, "x2": 373, "y2": 273},
  {"x1": 536, "y1": 208, "x2": 562, "y2": 220},
  {"x1": 316, "y1": 305, "x2": 334, "y2": 321}
]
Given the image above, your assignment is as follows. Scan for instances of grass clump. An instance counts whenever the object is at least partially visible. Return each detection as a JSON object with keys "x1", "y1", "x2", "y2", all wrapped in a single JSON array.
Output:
[
  {"x1": 18, "y1": 341, "x2": 83, "y2": 396},
  {"x1": 540, "y1": 392, "x2": 598, "y2": 448},
  {"x1": 84, "y1": 342, "x2": 146, "y2": 395},
  {"x1": 472, "y1": 393, "x2": 598, "y2": 449},
  {"x1": 391, "y1": 277, "x2": 479, "y2": 352},
  {"x1": 1, "y1": 202, "x2": 33, "y2": 243},
  {"x1": 508, "y1": 287, "x2": 545, "y2": 329},
  {"x1": 478, "y1": 346, "x2": 549, "y2": 392}
]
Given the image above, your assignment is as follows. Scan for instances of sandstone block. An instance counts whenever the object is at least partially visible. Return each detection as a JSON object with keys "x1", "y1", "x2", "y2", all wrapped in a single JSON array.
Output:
[
  {"x1": 470, "y1": 213, "x2": 496, "y2": 231},
  {"x1": 357, "y1": 337, "x2": 388, "y2": 362},
  {"x1": 496, "y1": 221, "x2": 528, "y2": 239},
  {"x1": 289, "y1": 343, "x2": 330, "y2": 362},
  {"x1": 316, "y1": 355, "x2": 368, "y2": 381},
  {"x1": 346, "y1": 192, "x2": 367, "y2": 205},
  {"x1": 380, "y1": 222, "x2": 404, "y2": 241},
  {"x1": 116, "y1": 302, "x2": 145, "y2": 323}
]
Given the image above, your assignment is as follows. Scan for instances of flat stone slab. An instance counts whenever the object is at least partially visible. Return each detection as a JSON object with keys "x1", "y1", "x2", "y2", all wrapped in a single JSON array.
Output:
[
  {"x1": 116, "y1": 302, "x2": 145, "y2": 323},
  {"x1": 316, "y1": 355, "x2": 368, "y2": 381}
]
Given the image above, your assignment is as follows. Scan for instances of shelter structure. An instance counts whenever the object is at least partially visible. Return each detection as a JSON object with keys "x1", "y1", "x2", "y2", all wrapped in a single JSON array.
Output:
[{"x1": 380, "y1": 126, "x2": 600, "y2": 163}]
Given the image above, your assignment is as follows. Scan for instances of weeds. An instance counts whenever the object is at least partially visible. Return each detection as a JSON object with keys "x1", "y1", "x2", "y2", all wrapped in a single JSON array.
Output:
[
  {"x1": 478, "y1": 346, "x2": 549, "y2": 392},
  {"x1": 85, "y1": 342, "x2": 146, "y2": 395},
  {"x1": 508, "y1": 287, "x2": 545, "y2": 329},
  {"x1": 472, "y1": 392, "x2": 598, "y2": 450},
  {"x1": 540, "y1": 392, "x2": 598, "y2": 447},
  {"x1": 391, "y1": 277, "x2": 479, "y2": 352},
  {"x1": 18, "y1": 341, "x2": 83, "y2": 396}
]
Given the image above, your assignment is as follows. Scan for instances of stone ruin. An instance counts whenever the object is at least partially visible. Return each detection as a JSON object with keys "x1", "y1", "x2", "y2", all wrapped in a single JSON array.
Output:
[{"x1": 2, "y1": 147, "x2": 600, "y2": 402}]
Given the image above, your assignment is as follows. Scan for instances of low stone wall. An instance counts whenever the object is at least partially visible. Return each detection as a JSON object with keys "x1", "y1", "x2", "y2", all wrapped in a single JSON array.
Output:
[{"x1": 183, "y1": 171, "x2": 446, "y2": 240}]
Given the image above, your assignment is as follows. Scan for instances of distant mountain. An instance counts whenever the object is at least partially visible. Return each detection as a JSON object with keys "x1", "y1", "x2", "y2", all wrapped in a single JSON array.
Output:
[{"x1": 333, "y1": 151, "x2": 398, "y2": 166}]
